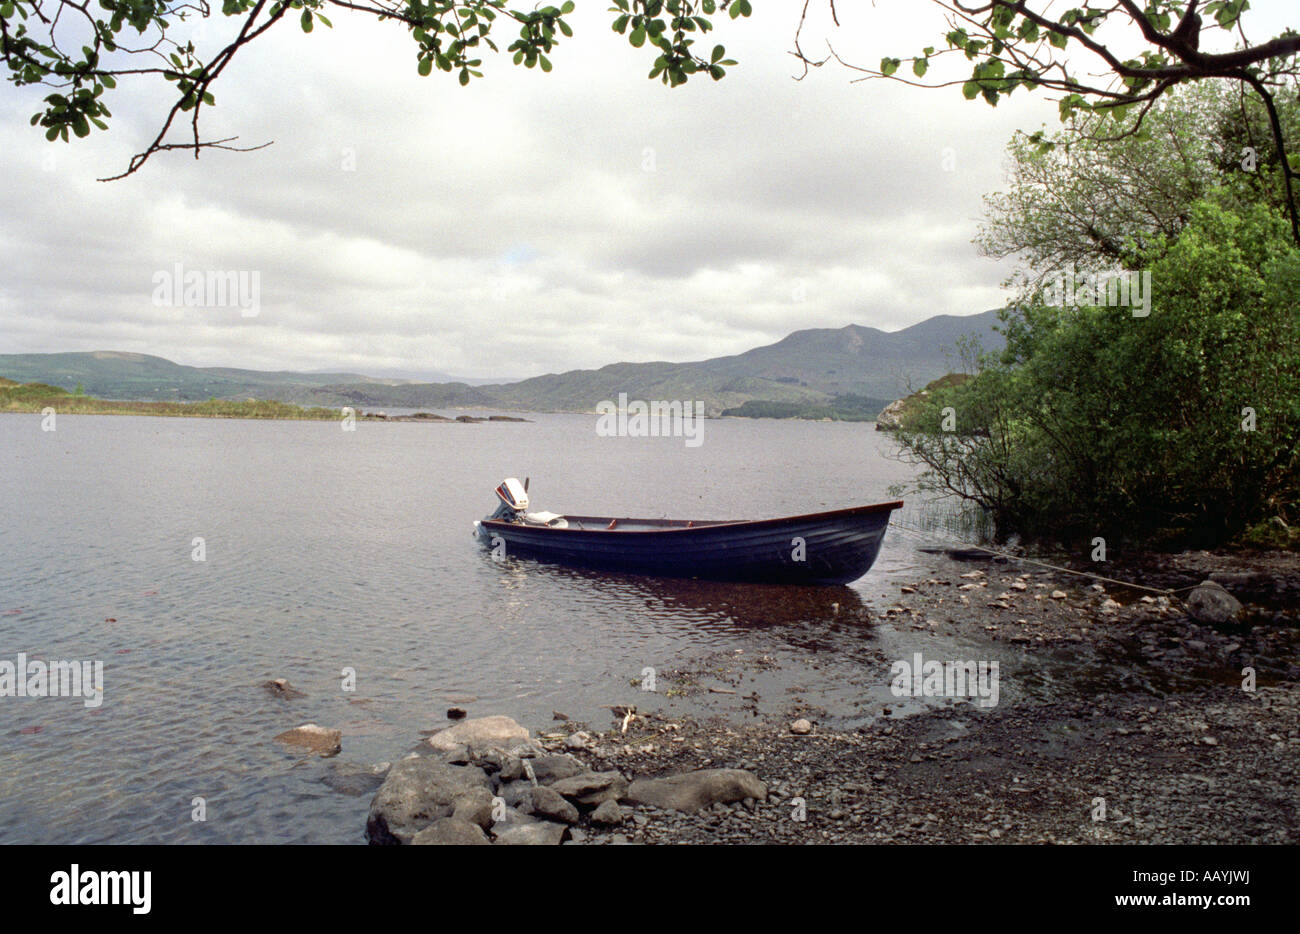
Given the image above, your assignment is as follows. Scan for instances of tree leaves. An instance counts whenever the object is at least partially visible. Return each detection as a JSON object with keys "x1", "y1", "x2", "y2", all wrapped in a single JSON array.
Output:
[{"x1": 3, "y1": 0, "x2": 745, "y2": 175}]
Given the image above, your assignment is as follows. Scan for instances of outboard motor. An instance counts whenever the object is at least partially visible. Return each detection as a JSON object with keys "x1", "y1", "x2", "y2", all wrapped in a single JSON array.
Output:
[
  {"x1": 474, "y1": 477, "x2": 529, "y2": 541},
  {"x1": 489, "y1": 477, "x2": 529, "y2": 519},
  {"x1": 474, "y1": 477, "x2": 568, "y2": 544}
]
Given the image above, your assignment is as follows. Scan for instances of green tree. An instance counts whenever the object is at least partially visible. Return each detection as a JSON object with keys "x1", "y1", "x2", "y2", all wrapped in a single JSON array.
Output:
[
  {"x1": 977, "y1": 79, "x2": 1299, "y2": 295},
  {"x1": 898, "y1": 196, "x2": 1300, "y2": 545}
]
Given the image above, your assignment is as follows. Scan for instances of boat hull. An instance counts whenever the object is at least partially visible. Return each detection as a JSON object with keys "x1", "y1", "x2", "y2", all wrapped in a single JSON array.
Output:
[{"x1": 478, "y1": 502, "x2": 901, "y2": 585}]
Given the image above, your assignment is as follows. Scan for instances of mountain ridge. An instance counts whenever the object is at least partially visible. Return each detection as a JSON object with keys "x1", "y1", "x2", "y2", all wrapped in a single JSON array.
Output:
[{"x1": 0, "y1": 310, "x2": 1004, "y2": 415}]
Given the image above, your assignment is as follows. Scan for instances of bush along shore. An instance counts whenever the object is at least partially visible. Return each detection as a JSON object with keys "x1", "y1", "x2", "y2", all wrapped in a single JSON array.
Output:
[
  {"x1": 0, "y1": 378, "x2": 526, "y2": 422},
  {"x1": 316, "y1": 546, "x2": 1299, "y2": 845}
]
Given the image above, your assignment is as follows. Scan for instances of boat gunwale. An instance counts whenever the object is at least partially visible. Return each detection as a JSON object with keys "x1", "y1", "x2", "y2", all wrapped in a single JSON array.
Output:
[{"x1": 480, "y1": 500, "x2": 904, "y2": 536}]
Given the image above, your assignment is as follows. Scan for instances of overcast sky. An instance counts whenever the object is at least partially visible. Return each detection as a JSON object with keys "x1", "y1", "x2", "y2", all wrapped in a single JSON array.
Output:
[{"x1": 0, "y1": 1, "x2": 1197, "y2": 380}]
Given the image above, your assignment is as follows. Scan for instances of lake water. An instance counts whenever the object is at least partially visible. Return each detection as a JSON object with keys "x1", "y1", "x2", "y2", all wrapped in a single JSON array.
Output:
[{"x1": 0, "y1": 411, "x2": 980, "y2": 843}]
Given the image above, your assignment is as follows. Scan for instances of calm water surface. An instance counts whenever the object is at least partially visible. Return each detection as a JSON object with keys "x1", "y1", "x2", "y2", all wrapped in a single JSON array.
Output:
[{"x1": 0, "y1": 411, "x2": 969, "y2": 843}]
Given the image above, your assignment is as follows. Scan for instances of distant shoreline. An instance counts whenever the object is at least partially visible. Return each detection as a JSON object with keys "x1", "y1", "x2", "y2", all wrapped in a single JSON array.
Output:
[{"x1": 0, "y1": 380, "x2": 527, "y2": 423}]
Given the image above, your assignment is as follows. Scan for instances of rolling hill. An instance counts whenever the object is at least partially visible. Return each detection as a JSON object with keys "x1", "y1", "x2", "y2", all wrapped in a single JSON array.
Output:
[{"x1": 0, "y1": 310, "x2": 1004, "y2": 415}]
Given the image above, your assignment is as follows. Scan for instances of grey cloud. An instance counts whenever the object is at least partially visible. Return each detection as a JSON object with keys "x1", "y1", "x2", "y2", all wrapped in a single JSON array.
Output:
[{"x1": 1, "y1": 2, "x2": 1054, "y2": 378}]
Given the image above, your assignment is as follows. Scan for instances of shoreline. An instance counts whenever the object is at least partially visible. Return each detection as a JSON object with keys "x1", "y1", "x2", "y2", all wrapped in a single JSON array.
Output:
[
  {"x1": 363, "y1": 546, "x2": 1300, "y2": 844},
  {"x1": 0, "y1": 400, "x2": 529, "y2": 424}
]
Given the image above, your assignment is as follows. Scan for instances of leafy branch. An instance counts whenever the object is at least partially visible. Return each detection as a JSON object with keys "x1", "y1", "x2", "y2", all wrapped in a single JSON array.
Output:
[
  {"x1": 0, "y1": 0, "x2": 752, "y2": 179},
  {"x1": 790, "y1": 0, "x2": 1300, "y2": 246}
]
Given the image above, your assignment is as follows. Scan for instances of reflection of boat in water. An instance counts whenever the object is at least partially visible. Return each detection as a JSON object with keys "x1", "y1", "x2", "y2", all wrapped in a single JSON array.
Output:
[
  {"x1": 490, "y1": 558, "x2": 872, "y2": 632},
  {"x1": 474, "y1": 478, "x2": 902, "y2": 586}
]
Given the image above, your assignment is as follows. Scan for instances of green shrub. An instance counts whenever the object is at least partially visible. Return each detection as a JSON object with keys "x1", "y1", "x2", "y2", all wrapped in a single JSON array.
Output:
[{"x1": 897, "y1": 198, "x2": 1300, "y2": 546}]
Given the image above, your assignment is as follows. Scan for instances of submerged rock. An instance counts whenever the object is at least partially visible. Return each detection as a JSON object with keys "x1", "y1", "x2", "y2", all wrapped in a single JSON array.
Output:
[
  {"x1": 321, "y1": 761, "x2": 389, "y2": 797},
  {"x1": 263, "y1": 678, "x2": 305, "y2": 700},
  {"x1": 273, "y1": 723, "x2": 341, "y2": 757},
  {"x1": 624, "y1": 769, "x2": 767, "y2": 814}
]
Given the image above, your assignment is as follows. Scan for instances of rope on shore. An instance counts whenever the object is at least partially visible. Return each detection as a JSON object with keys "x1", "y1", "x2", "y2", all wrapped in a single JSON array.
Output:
[{"x1": 887, "y1": 518, "x2": 1198, "y2": 599}]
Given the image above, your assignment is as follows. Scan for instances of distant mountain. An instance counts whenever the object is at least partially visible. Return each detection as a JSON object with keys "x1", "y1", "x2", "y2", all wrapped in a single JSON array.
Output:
[
  {"x1": 0, "y1": 311, "x2": 1004, "y2": 415},
  {"x1": 476, "y1": 310, "x2": 1004, "y2": 413}
]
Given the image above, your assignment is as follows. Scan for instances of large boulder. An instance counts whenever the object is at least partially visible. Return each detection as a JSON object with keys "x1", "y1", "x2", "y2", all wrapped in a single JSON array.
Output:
[
  {"x1": 1186, "y1": 580, "x2": 1244, "y2": 625},
  {"x1": 365, "y1": 756, "x2": 492, "y2": 844},
  {"x1": 426, "y1": 715, "x2": 538, "y2": 758},
  {"x1": 411, "y1": 817, "x2": 490, "y2": 845},
  {"x1": 623, "y1": 769, "x2": 767, "y2": 813}
]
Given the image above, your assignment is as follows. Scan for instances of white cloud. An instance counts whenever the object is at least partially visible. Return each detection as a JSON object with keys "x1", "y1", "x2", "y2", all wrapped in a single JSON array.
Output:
[{"x1": 0, "y1": 0, "x2": 1070, "y2": 379}]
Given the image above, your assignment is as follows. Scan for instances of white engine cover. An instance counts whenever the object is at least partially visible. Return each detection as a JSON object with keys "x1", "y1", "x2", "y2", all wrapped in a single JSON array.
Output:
[{"x1": 495, "y1": 477, "x2": 529, "y2": 511}]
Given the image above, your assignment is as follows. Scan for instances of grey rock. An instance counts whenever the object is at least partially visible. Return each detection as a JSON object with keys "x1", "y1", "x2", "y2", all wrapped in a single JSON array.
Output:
[
  {"x1": 623, "y1": 769, "x2": 767, "y2": 814},
  {"x1": 590, "y1": 800, "x2": 625, "y2": 825},
  {"x1": 1208, "y1": 571, "x2": 1265, "y2": 588},
  {"x1": 451, "y1": 787, "x2": 497, "y2": 829},
  {"x1": 564, "y1": 731, "x2": 592, "y2": 750},
  {"x1": 411, "y1": 817, "x2": 490, "y2": 845},
  {"x1": 1187, "y1": 580, "x2": 1243, "y2": 625},
  {"x1": 497, "y1": 755, "x2": 524, "y2": 782},
  {"x1": 548, "y1": 771, "x2": 628, "y2": 807},
  {"x1": 473, "y1": 747, "x2": 524, "y2": 781},
  {"x1": 365, "y1": 756, "x2": 491, "y2": 845},
  {"x1": 790, "y1": 718, "x2": 813, "y2": 735},
  {"x1": 494, "y1": 821, "x2": 568, "y2": 845},
  {"x1": 499, "y1": 779, "x2": 536, "y2": 812},
  {"x1": 529, "y1": 754, "x2": 586, "y2": 784},
  {"x1": 490, "y1": 805, "x2": 538, "y2": 830},
  {"x1": 525, "y1": 785, "x2": 580, "y2": 824},
  {"x1": 321, "y1": 763, "x2": 387, "y2": 797},
  {"x1": 874, "y1": 396, "x2": 911, "y2": 431},
  {"x1": 273, "y1": 723, "x2": 341, "y2": 757},
  {"x1": 426, "y1": 715, "x2": 537, "y2": 756}
]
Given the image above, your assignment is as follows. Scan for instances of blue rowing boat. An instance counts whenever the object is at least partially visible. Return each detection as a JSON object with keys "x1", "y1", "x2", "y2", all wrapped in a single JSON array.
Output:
[{"x1": 473, "y1": 478, "x2": 901, "y2": 585}]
